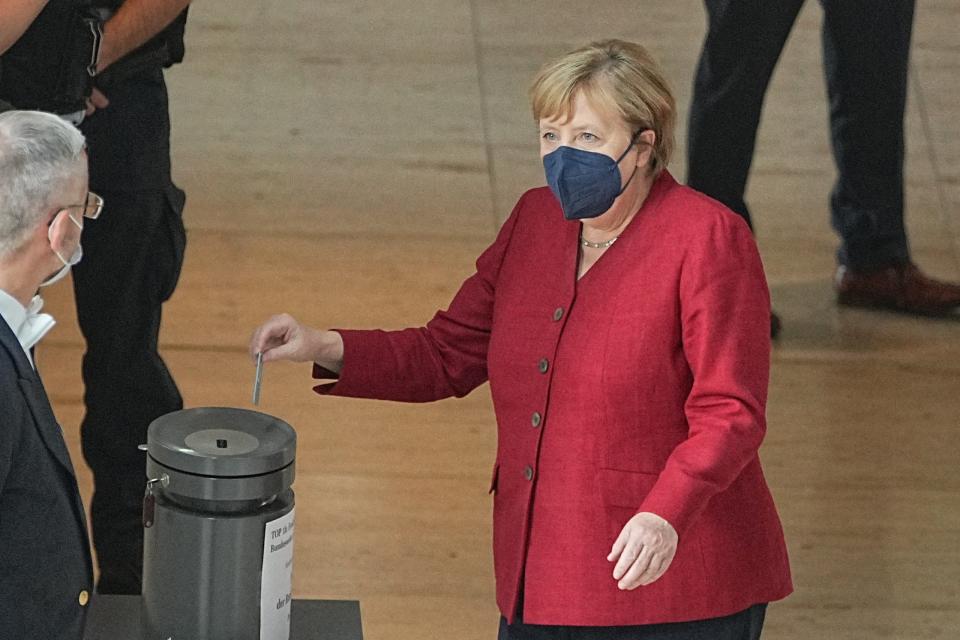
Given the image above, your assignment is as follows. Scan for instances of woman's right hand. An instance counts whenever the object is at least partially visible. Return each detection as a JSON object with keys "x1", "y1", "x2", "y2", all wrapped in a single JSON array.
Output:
[{"x1": 249, "y1": 314, "x2": 344, "y2": 372}]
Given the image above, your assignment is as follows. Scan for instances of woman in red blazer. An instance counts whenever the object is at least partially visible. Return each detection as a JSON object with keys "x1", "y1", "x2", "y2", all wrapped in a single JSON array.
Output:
[{"x1": 251, "y1": 39, "x2": 792, "y2": 640}]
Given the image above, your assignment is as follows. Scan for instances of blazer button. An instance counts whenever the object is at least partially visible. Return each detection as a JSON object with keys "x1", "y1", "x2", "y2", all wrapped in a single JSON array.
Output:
[
  {"x1": 531, "y1": 412, "x2": 542, "y2": 428},
  {"x1": 553, "y1": 307, "x2": 564, "y2": 321},
  {"x1": 538, "y1": 358, "x2": 549, "y2": 374},
  {"x1": 78, "y1": 590, "x2": 89, "y2": 607},
  {"x1": 523, "y1": 465, "x2": 534, "y2": 481}
]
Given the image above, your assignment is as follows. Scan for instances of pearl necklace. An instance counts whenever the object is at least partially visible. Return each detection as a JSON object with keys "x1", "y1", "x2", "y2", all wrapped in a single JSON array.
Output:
[{"x1": 580, "y1": 233, "x2": 619, "y2": 249}]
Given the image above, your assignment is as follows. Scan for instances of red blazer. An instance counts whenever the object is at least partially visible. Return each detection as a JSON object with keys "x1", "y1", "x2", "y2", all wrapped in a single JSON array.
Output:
[{"x1": 314, "y1": 172, "x2": 792, "y2": 625}]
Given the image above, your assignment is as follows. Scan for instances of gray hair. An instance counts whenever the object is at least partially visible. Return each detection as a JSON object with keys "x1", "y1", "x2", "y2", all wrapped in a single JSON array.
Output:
[{"x1": 0, "y1": 110, "x2": 87, "y2": 258}]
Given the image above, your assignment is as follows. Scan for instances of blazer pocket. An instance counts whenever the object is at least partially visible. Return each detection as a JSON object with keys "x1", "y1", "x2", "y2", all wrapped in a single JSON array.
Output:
[
  {"x1": 488, "y1": 462, "x2": 500, "y2": 495},
  {"x1": 598, "y1": 468, "x2": 659, "y2": 510}
]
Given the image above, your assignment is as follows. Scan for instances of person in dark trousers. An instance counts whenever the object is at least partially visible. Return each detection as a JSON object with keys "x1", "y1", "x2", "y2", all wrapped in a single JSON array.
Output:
[
  {"x1": 0, "y1": 0, "x2": 190, "y2": 594},
  {"x1": 0, "y1": 109, "x2": 96, "y2": 640},
  {"x1": 687, "y1": 0, "x2": 960, "y2": 336}
]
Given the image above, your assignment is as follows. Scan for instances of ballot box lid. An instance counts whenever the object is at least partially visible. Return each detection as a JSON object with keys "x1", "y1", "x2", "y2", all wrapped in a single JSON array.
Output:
[{"x1": 147, "y1": 407, "x2": 296, "y2": 477}]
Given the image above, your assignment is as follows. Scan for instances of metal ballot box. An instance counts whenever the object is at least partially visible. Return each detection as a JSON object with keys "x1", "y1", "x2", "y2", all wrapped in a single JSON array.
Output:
[{"x1": 141, "y1": 407, "x2": 297, "y2": 640}]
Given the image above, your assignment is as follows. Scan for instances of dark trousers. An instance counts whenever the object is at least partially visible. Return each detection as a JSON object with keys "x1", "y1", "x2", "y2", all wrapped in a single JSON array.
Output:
[
  {"x1": 498, "y1": 605, "x2": 766, "y2": 640},
  {"x1": 71, "y1": 184, "x2": 187, "y2": 594},
  {"x1": 686, "y1": 0, "x2": 916, "y2": 270}
]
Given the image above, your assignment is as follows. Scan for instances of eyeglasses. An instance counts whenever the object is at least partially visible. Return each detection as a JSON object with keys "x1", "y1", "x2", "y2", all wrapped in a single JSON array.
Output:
[
  {"x1": 51, "y1": 191, "x2": 103, "y2": 229},
  {"x1": 58, "y1": 192, "x2": 104, "y2": 222}
]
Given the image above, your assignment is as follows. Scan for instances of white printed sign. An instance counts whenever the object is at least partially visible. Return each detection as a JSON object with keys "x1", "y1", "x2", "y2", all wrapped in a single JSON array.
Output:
[{"x1": 261, "y1": 507, "x2": 295, "y2": 640}]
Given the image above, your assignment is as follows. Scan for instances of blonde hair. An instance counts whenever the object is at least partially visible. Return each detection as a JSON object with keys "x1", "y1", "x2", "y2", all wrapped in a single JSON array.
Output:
[{"x1": 530, "y1": 39, "x2": 676, "y2": 174}]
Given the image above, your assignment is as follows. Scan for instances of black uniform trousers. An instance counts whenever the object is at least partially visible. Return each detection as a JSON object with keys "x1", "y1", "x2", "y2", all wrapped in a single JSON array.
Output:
[
  {"x1": 686, "y1": 0, "x2": 916, "y2": 270},
  {"x1": 73, "y1": 69, "x2": 186, "y2": 594},
  {"x1": 498, "y1": 604, "x2": 766, "y2": 640}
]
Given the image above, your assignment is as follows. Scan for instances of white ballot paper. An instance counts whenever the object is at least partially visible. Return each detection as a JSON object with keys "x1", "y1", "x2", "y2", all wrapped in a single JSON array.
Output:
[{"x1": 261, "y1": 508, "x2": 296, "y2": 640}]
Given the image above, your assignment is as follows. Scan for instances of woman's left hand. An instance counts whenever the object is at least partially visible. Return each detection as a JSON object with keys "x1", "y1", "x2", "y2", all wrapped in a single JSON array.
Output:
[{"x1": 607, "y1": 512, "x2": 678, "y2": 590}]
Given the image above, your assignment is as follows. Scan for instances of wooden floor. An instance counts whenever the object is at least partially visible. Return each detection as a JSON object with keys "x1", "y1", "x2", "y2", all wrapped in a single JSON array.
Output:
[{"x1": 36, "y1": 1, "x2": 960, "y2": 638}]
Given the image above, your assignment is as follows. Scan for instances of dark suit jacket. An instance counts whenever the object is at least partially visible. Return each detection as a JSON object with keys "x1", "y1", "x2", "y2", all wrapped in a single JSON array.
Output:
[
  {"x1": 0, "y1": 315, "x2": 93, "y2": 639},
  {"x1": 314, "y1": 172, "x2": 791, "y2": 625}
]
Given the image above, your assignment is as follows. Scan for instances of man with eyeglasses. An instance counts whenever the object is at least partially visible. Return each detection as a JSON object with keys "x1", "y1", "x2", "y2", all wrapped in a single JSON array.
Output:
[
  {"x1": 1, "y1": 0, "x2": 190, "y2": 594},
  {"x1": 0, "y1": 109, "x2": 98, "y2": 640}
]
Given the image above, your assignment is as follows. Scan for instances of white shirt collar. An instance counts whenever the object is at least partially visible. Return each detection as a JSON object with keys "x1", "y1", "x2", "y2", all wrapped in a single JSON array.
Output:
[{"x1": 0, "y1": 289, "x2": 56, "y2": 368}]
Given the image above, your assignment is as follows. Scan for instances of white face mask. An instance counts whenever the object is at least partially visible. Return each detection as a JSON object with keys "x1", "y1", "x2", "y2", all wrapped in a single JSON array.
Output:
[{"x1": 40, "y1": 211, "x2": 83, "y2": 287}]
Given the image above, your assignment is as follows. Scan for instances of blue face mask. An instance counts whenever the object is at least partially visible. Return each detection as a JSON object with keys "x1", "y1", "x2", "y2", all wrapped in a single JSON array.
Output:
[{"x1": 543, "y1": 133, "x2": 640, "y2": 220}]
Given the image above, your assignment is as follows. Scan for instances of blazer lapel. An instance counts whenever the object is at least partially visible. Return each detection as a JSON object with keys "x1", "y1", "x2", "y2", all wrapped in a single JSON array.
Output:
[
  {"x1": 1, "y1": 316, "x2": 92, "y2": 572},
  {"x1": 1, "y1": 315, "x2": 79, "y2": 479},
  {"x1": 17, "y1": 368, "x2": 93, "y2": 570},
  {"x1": 17, "y1": 376, "x2": 80, "y2": 479}
]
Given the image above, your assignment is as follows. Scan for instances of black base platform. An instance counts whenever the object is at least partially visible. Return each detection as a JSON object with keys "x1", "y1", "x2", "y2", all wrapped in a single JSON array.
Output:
[{"x1": 84, "y1": 595, "x2": 363, "y2": 640}]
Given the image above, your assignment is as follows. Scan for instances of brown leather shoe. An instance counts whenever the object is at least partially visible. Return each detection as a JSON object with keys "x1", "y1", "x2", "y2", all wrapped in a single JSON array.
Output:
[{"x1": 835, "y1": 262, "x2": 960, "y2": 316}]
